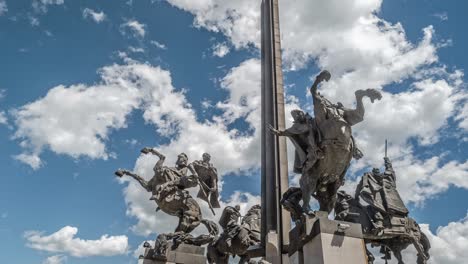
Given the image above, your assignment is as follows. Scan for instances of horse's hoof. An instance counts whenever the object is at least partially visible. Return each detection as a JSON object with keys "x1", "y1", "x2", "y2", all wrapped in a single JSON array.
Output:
[{"x1": 304, "y1": 210, "x2": 316, "y2": 217}]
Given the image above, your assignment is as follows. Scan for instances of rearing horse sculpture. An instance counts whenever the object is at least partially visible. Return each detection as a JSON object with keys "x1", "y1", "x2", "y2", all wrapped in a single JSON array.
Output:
[
  {"x1": 271, "y1": 70, "x2": 382, "y2": 214},
  {"x1": 116, "y1": 148, "x2": 218, "y2": 259}
]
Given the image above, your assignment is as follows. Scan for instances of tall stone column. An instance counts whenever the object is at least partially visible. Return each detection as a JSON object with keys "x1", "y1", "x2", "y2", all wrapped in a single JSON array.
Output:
[{"x1": 261, "y1": 0, "x2": 290, "y2": 263}]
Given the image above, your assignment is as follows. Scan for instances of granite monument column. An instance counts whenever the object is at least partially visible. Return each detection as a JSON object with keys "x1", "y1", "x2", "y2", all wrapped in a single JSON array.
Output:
[{"x1": 261, "y1": 0, "x2": 290, "y2": 263}]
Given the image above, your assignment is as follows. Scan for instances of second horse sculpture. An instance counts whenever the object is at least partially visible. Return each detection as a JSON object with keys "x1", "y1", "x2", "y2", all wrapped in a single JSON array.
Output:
[
  {"x1": 335, "y1": 157, "x2": 431, "y2": 264},
  {"x1": 271, "y1": 70, "x2": 382, "y2": 214},
  {"x1": 207, "y1": 205, "x2": 262, "y2": 264},
  {"x1": 115, "y1": 148, "x2": 219, "y2": 260}
]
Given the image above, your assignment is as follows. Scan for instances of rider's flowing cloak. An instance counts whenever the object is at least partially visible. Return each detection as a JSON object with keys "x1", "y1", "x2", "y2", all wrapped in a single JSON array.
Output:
[
  {"x1": 192, "y1": 161, "x2": 221, "y2": 208},
  {"x1": 283, "y1": 117, "x2": 320, "y2": 174}
]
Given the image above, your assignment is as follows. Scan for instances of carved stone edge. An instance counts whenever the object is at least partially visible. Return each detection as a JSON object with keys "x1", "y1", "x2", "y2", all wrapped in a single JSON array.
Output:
[{"x1": 288, "y1": 213, "x2": 364, "y2": 257}]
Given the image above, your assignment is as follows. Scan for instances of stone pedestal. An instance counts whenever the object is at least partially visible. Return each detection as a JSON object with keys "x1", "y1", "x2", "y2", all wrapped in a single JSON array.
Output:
[
  {"x1": 288, "y1": 213, "x2": 367, "y2": 264},
  {"x1": 138, "y1": 243, "x2": 206, "y2": 264}
]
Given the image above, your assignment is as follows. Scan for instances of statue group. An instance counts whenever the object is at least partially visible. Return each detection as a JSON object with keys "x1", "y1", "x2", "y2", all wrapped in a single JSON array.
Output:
[
  {"x1": 114, "y1": 70, "x2": 430, "y2": 264},
  {"x1": 274, "y1": 71, "x2": 430, "y2": 264},
  {"x1": 116, "y1": 149, "x2": 262, "y2": 263}
]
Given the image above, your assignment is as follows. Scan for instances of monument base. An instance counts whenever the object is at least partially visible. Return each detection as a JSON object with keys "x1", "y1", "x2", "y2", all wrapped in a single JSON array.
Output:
[
  {"x1": 288, "y1": 213, "x2": 367, "y2": 264},
  {"x1": 139, "y1": 243, "x2": 207, "y2": 264}
]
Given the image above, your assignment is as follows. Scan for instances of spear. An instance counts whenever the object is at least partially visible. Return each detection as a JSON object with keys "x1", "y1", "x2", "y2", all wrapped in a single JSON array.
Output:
[{"x1": 385, "y1": 139, "x2": 388, "y2": 158}]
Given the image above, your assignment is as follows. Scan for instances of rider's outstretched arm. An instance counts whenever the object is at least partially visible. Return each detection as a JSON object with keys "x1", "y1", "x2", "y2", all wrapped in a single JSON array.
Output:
[
  {"x1": 141, "y1": 147, "x2": 166, "y2": 172},
  {"x1": 151, "y1": 149, "x2": 166, "y2": 173}
]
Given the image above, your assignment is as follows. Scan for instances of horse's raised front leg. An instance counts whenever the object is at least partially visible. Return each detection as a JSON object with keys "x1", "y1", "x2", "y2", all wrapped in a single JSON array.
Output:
[{"x1": 344, "y1": 89, "x2": 382, "y2": 126}]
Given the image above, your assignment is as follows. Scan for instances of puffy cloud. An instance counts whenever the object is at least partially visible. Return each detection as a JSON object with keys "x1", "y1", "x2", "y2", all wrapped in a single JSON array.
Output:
[
  {"x1": 32, "y1": 0, "x2": 65, "y2": 13},
  {"x1": 14, "y1": 153, "x2": 43, "y2": 170},
  {"x1": 43, "y1": 255, "x2": 67, "y2": 264},
  {"x1": 423, "y1": 213, "x2": 468, "y2": 264},
  {"x1": 394, "y1": 156, "x2": 468, "y2": 206},
  {"x1": 0, "y1": 0, "x2": 7, "y2": 16},
  {"x1": 25, "y1": 226, "x2": 128, "y2": 257},
  {"x1": 433, "y1": 12, "x2": 449, "y2": 22},
  {"x1": 165, "y1": 0, "x2": 260, "y2": 49},
  {"x1": 12, "y1": 72, "x2": 138, "y2": 167},
  {"x1": 11, "y1": 58, "x2": 281, "y2": 174},
  {"x1": 212, "y1": 42, "x2": 230, "y2": 58},
  {"x1": 128, "y1": 46, "x2": 145, "y2": 53},
  {"x1": 0, "y1": 111, "x2": 7, "y2": 125},
  {"x1": 11, "y1": 64, "x2": 183, "y2": 169},
  {"x1": 0, "y1": 90, "x2": 8, "y2": 125},
  {"x1": 151, "y1": 40, "x2": 167, "y2": 50},
  {"x1": 164, "y1": 0, "x2": 436, "y2": 73},
  {"x1": 455, "y1": 91, "x2": 468, "y2": 132},
  {"x1": 121, "y1": 20, "x2": 146, "y2": 38},
  {"x1": 82, "y1": 8, "x2": 106, "y2": 23}
]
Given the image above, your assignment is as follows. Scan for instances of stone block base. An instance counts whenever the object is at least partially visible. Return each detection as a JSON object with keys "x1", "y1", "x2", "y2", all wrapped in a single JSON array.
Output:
[
  {"x1": 289, "y1": 213, "x2": 367, "y2": 264},
  {"x1": 139, "y1": 243, "x2": 206, "y2": 264}
]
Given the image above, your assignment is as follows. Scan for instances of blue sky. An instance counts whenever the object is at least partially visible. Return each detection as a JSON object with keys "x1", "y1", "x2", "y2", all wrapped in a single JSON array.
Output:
[{"x1": 0, "y1": 0, "x2": 467, "y2": 263}]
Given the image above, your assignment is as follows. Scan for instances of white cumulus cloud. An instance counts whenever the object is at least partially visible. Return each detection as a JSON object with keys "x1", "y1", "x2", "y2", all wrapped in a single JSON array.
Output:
[
  {"x1": 0, "y1": 111, "x2": 7, "y2": 125},
  {"x1": 43, "y1": 255, "x2": 67, "y2": 264},
  {"x1": 212, "y1": 42, "x2": 230, "y2": 58},
  {"x1": 32, "y1": 0, "x2": 65, "y2": 13},
  {"x1": 121, "y1": 19, "x2": 146, "y2": 38},
  {"x1": 82, "y1": 8, "x2": 106, "y2": 23},
  {"x1": 25, "y1": 226, "x2": 128, "y2": 257},
  {"x1": 151, "y1": 40, "x2": 167, "y2": 50},
  {"x1": 165, "y1": 0, "x2": 260, "y2": 49},
  {"x1": 0, "y1": 0, "x2": 7, "y2": 16},
  {"x1": 11, "y1": 64, "x2": 175, "y2": 169}
]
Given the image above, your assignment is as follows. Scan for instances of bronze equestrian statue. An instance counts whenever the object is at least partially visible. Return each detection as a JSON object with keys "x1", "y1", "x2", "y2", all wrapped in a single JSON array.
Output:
[
  {"x1": 335, "y1": 157, "x2": 431, "y2": 264},
  {"x1": 271, "y1": 70, "x2": 382, "y2": 214},
  {"x1": 116, "y1": 148, "x2": 219, "y2": 260}
]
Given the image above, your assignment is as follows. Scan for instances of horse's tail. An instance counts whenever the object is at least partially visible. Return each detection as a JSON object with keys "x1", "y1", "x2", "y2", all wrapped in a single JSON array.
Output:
[
  {"x1": 201, "y1": 219, "x2": 219, "y2": 236},
  {"x1": 420, "y1": 231, "x2": 431, "y2": 259},
  {"x1": 414, "y1": 222, "x2": 431, "y2": 264}
]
